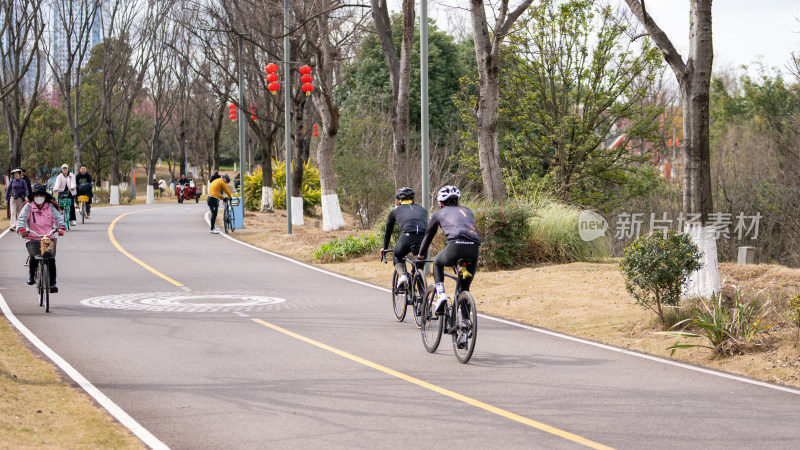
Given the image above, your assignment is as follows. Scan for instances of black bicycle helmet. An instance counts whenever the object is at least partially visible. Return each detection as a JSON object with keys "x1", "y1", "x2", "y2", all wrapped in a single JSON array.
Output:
[
  {"x1": 221, "y1": 174, "x2": 231, "y2": 182},
  {"x1": 396, "y1": 187, "x2": 415, "y2": 201}
]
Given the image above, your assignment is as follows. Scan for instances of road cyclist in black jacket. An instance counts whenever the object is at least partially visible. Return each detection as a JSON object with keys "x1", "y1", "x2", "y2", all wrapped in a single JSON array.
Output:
[
  {"x1": 417, "y1": 185, "x2": 481, "y2": 315},
  {"x1": 380, "y1": 187, "x2": 428, "y2": 287}
]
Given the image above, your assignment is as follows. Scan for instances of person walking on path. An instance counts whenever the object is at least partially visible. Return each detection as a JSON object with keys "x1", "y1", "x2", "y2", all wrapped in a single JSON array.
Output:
[
  {"x1": 5, "y1": 168, "x2": 29, "y2": 230},
  {"x1": 207, "y1": 174, "x2": 232, "y2": 234}
]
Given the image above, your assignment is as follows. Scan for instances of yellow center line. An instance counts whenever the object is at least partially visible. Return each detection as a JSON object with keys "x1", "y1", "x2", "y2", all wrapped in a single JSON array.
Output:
[
  {"x1": 252, "y1": 318, "x2": 614, "y2": 450},
  {"x1": 108, "y1": 208, "x2": 184, "y2": 287}
]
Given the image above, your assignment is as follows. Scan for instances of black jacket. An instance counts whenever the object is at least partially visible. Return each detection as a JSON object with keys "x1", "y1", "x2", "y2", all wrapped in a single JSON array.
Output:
[
  {"x1": 383, "y1": 203, "x2": 428, "y2": 249},
  {"x1": 418, "y1": 205, "x2": 481, "y2": 256}
]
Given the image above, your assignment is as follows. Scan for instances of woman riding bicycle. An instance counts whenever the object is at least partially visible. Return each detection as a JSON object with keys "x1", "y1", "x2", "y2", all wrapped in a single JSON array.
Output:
[
  {"x1": 380, "y1": 187, "x2": 428, "y2": 287},
  {"x1": 53, "y1": 163, "x2": 77, "y2": 226},
  {"x1": 16, "y1": 183, "x2": 66, "y2": 293},
  {"x1": 417, "y1": 186, "x2": 481, "y2": 315}
]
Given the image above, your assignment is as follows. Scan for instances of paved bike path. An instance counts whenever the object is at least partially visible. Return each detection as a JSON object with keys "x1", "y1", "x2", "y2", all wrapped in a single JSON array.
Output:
[{"x1": 1, "y1": 204, "x2": 799, "y2": 449}]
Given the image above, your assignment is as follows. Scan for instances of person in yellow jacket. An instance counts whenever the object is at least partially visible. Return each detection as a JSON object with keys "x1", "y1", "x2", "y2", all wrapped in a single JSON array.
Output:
[{"x1": 207, "y1": 174, "x2": 232, "y2": 234}]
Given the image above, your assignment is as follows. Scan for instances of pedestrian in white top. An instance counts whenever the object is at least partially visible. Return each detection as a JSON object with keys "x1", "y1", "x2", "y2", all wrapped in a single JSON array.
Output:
[{"x1": 53, "y1": 163, "x2": 77, "y2": 225}]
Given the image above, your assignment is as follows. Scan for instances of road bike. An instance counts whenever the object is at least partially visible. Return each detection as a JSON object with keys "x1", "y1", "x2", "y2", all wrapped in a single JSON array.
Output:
[
  {"x1": 420, "y1": 259, "x2": 478, "y2": 363},
  {"x1": 223, "y1": 197, "x2": 237, "y2": 234},
  {"x1": 381, "y1": 247, "x2": 431, "y2": 327},
  {"x1": 27, "y1": 228, "x2": 57, "y2": 313}
]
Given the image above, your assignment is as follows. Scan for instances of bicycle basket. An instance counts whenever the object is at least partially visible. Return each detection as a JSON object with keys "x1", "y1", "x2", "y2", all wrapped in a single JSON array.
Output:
[
  {"x1": 77, "y1": 195, "x2": 89, "y2": 203},
  {"x1": 58, "y1": 198, "x2": 71, "y2": 208},
  {"x1": 39, "y1": 236, "x2": 56, "y2": 258},
  {"x1": 230, "y1": 197, "x2": 240, "y2": 206}
]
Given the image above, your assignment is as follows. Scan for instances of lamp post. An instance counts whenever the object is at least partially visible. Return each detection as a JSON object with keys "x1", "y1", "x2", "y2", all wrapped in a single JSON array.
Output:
[
  {"x1": 237, "y1": 37, "x2": 246, "y2": 227},
  {"x1": 284, "y1": 0, "x2": 292, "y2": 234},
  {"x1": 421, "y1": 0, "x2": 430, "y2": 213}
]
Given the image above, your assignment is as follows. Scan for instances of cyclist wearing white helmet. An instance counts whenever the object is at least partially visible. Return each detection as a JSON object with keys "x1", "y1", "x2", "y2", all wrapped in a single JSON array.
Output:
[
  {"x1": 380, "y1": 187, "x2": 428, "y2": 286},
  {"x1": 417, "y1": 185, "x2": 481, "y2": 314}
]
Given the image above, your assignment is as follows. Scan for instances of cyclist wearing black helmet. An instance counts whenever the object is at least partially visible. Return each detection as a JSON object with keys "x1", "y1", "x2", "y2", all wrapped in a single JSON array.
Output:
[
  {"x1": 381, "y1": 187, "x2": 428, "y2": 286},
  {"x1": 417, "y1": 185, "x2": 481, "y2": 314},
  {"x1": 207, "y1": 173, "x2": 233, "y2": 234}
]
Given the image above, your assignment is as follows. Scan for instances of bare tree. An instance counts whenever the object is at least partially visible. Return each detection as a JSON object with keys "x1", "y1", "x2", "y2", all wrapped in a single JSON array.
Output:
[
  {"x1": 45, "y1": 0, "x2": 104, "y2": 172},
  {"x1": 371, "y1": 0, "x2": 414, "y2": 189},
  {"x1": 623, "y1": 0, "x2": 719, "y2": 297},
  {"x1": 1, "y1": 0, "x2": 44, "y2": 176},
  {"x1": 469, "y1": 0, "x2": 534, "y2": 202}
]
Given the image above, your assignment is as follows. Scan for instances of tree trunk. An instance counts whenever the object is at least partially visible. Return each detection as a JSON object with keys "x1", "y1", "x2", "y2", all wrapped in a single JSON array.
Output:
[
  {"x1": 290, "y1": 97, "x2": 306, "y2": 225},
  {"x1": 371, "y1": 0, "x2": 414, "y2": 189},
  {"x1": 259, "y1": 128, "x2": 274, "y2": 213},
  {"x1": 469, "y1": 0, "x2": 532, "y2": 202},
  {"x1": 623, "y1": 0, "x2": 719, "y2": 298}
]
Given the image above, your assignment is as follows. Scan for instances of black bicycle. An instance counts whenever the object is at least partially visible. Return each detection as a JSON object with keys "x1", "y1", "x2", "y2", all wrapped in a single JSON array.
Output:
[
  {"x1": 381, "y1": 247, "x2": 431, "y2": 327},
  {"x1": 223, "y1": 197, "x2": 236, "y2": 234},
  {"x1": 420, "y1": 259, "x2": 478, "y2": 363},
  {"x1": 27, "y1": 228, "x2": 57, "y2": 313}
]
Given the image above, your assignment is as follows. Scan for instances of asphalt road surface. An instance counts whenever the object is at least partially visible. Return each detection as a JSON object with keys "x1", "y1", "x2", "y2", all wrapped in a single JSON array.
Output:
[{"x1": 1, "y1": 203, "x2": 799, "y2": 449}]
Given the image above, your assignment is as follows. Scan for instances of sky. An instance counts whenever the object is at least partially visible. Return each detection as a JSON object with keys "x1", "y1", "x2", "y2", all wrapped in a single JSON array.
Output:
[{"x1": 401, "y1": 0, "x2": 800, "y2": 78}]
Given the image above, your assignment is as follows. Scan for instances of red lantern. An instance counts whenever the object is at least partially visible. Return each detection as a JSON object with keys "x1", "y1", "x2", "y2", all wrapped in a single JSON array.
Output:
[
  {"x1": 266, "y1": 73, "x2": 279, "y2": 83},
  {"x1": 313, "y1": 123, "x2": 319, "y2": 137},
  {"x1": 299, "y1": 65, "x2": 311, "y2": 75},
  {"x1": 668, "y1": 139, "x2": 673, "y2": 147},
  {"x1": 300, "y1": 74, "x2": 313, "y2": 84},
  {"x1": 675, "y1": 139, "x2": 681, "y2": 147},
  {"x1": 268, "y1": 82, "x2": 280, "y2": 95},
  {"x1": 229, "y1": 103, "x2": 237, "y2": 121},
  {"x1": 301, "y1": 83, "x2": 314, "y2": 96},
  {"x1": 265, "y1": 63, "x2": 278, "y2": 73}
]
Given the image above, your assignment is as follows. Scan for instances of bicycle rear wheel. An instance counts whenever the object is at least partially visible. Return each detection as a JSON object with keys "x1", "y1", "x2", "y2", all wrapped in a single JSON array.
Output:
[
  {"x1": 41, "y1": 264, "x2": 50, "y2": 313},
  {"x1": 421, "y1": 286, "x2": 443, "y2": 353},
  {"x1": 391, "y1": 271, "x2": 407, "y2": 322},
  {"x1": 412, "y1": 274, "x2": 426, "y2": 329},
  {"x1": 80, "y1": 203, "x2": 85, "y2": 224},
  {"x1": 229, "y1": 207, "x2": 235, "y2": 233},
  {"x1": 452, "y1": 291, "x2": 477, "y2": 363}
]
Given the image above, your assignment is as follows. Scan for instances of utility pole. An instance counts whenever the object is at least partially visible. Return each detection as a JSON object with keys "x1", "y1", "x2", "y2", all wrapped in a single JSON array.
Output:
[
  {"x1": 420, "y1": 0, "x2": 430, "y2": 213},
  {"x1": 284, "y1": 0, "x2": 292, "y2": 234}
]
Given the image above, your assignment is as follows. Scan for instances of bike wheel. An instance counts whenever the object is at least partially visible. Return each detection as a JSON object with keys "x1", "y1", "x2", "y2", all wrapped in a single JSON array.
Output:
[
  {"x1": 37, "y1": 264, "x2": 44, "y2": 307},
  {"x1": 452, "y1": 291, "x2": 478, "y2": 363},
  {"x1": 391, "y1": 271, "x2": 406, "y2": 322},
  {"x1": 421, "y1": 286, "x2": 443, "y2": 353},
  {"x1": 81, "y1": 203, "x2": 85, "y2": 224},
  {"x1": 223, "y1": 209, "x2": 230, "y2": 234},
  {"x1": 41, "y1": 264, "x2": 50, "y2": 313},
  {"x1": 229, "y1": 208, "x2": 235, "y2": 233},
  {"x1": 63, "y1": 210, "x2": 70, "y2": 230},
  {"x1": 412, "y1": 274, "x2": 426, "y2": 329}
]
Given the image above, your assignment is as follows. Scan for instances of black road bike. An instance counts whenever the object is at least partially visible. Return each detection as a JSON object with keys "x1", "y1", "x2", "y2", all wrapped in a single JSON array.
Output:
[
  {"x1": 223, "y1": 197, "x2": 237, "y2": 233},
  {"x1": 420, "y1": 259, "x2": 478, "y2": 363},
  {"x1": 381, "y1": 247, "x2": 431, "y2": 328}
]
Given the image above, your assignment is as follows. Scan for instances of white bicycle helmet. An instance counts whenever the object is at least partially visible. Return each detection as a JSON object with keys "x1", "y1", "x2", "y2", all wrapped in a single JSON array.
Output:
[{"x1": 436, "y1": 185, "x2": 461, "y2": 203}]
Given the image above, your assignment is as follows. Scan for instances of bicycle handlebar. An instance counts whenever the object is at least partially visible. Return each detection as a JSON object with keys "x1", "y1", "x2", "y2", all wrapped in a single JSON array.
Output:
[
  {"x1": 380, "y1": 249, "x2": 394, "y2": 263},
  {"x1": 27, "y1": 228, "x2": 57, "y2": 238}
]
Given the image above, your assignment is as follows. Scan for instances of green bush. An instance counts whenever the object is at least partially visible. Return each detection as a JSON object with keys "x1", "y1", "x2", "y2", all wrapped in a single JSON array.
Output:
[
  {"x1": 313, "y1": 234, "x2": 381, "y2": 262},
  {"x1": 662, "y1": 290, "x2": 772, "y2": 357},
  {"x1": 620, "y1": 230, "x2": 703, "y2": 324},
  {"x1": 788, "y1": 293, "x2": 800, "y2": 346},
  {"x1": 474, "y1": 202, "x2": 533, "y2": 269},
  {"x1": 243, "y1": 161, "x2": 321, "y2": 214}
]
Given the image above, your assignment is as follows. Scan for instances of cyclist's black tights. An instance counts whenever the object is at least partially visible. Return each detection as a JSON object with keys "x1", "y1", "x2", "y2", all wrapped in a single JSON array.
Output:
[
  {"x1": 207, "y1": 196, "x2": 219, "y2": 230},
  {"x1": 433, "y1": 242, "x2": 479, "y2": 292}
]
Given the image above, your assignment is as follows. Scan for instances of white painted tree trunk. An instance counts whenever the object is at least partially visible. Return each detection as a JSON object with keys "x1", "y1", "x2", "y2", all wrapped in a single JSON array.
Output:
[
  {"x1": 261, "y1": 186, "x2": 273, "y2": 213},
  {"x1": 146, "y1": 185, "x2": 154, "y2": 204},
  {"x1": 321, "y1": 193, "x2": 346, "y2": 231},
  {"x1": 110, "y1": 185, "x2": 120, "y2": 205},
  {"x1": 291, "y1": 196, "x2": 304, "y2": 225},
  {"x1": 683, "y1": 225, "x2": 721, "y2": 299}
]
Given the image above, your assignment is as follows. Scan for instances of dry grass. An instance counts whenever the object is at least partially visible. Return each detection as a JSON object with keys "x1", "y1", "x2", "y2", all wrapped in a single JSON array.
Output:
[
  {"x1": 236, "y1": 210, "x2": 800, "y2": 388},
  {"x1": 0, "y1": 317, "x2": 145, "y2": 448}
]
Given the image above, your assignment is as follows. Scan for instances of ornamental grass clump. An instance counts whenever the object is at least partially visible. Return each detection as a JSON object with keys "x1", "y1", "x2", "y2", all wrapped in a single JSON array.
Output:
[{"x1": 620, "y1": 230, "x2": 703, "y2": 325}]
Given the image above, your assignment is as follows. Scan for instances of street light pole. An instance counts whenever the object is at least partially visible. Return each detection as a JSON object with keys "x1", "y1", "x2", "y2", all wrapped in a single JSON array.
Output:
[
  {"x1": 421, "y1": 0, "x2": 430, "y2": 214},
  {"x1": 284, "y1": 0, "x2": 292, "y2": 234},
  {"x1": 238, "y1": 36, "x2": 246, "y2": 227}
]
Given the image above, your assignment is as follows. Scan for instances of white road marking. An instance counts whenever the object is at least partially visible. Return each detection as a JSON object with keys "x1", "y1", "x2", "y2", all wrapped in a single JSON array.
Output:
[
  {"x1": 0, "y1": 291, "x2": 169, "y2": 449},
  {"x1": 81, "y1": 291, "x2": 286, "y2": 313},
  {"x1": 206, "y1": 212, "x2": 800, "y2": 396}
]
